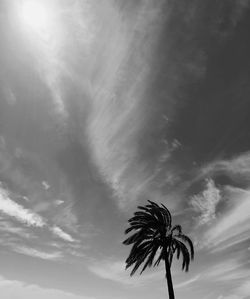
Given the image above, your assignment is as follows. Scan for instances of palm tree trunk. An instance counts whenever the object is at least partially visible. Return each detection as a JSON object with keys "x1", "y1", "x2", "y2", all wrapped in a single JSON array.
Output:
[{"x1": 165, "y1": 257, "x2": 175, "y2": 299}]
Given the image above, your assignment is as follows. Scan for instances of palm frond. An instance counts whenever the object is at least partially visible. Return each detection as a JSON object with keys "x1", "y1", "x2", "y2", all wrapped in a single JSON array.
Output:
[
  {"x1": 173, "y1": 239, "x2": 191, "y2": 272},
  {"x1": 147, "y1": 201, "x2": 171, "y2": 228},
  {"x1": 160, "y1": 203, "x2": 172, "y2": 226},
  {"x1": 123, "y1": 230, "x2": 146, "y2": 245},
  {"x1": 125, "y1": 240, "x2": 152, "y2": 265},
  {"x1": 153, "y1": 247, "x2": 165, "y2": 266},
  {"x1": 140, "y1": 242, "x2": 160, "y2": 274},
  {"x1": 127, "y1": 243, "x2": 154, "y2": 276},
  {"x1": 175, "y1": 234, "x2": 194, "y2": 260}
]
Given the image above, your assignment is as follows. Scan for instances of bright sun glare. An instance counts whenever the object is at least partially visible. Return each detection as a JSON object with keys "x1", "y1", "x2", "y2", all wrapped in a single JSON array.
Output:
[{"x1": 20, "y1": 1, "x2": 52, "y2": 33}]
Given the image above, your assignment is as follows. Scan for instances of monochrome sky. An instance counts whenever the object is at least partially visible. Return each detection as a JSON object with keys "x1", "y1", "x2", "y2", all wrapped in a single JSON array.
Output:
[{"x1": 0, "y1": 1, "x2": 250, "y2": 298}]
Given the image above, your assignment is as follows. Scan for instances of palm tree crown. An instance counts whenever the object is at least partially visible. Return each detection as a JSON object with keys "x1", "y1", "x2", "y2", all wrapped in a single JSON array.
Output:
[{"x1": 123, "y1": 200, "x2": 194, "y2": 299}]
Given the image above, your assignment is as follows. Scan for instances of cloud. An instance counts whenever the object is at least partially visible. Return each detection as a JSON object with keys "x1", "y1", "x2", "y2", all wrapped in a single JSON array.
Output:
[
  {"x1": 203, "y1": 258, "x2": 249, "y2": 281},
  {"x1": 190, "y1": 179, "x2": 221, "y2": 226},
  {"x1": 13, "y1": 246, "x2": 63, "y2": 260},
  {"x1": 51, "y1": 197, "x2": 78, "y2": 233},
  {"x1": 213, "y1": 272, "x2": 250, "y2": 298},
  {"x1": 218, "y1": 296, "x2": 241, "y2": 299},
  {"x1": 186, "y1": 257, "x2": 250, "y2": 299},
  {"x1": 188, "y1": 155, "x2": 250, "y2": 296},
  {"x1": 174, "y1": 274, "x2": 200, "y2": 289},
  {"x1": 89, "y1": 260, "x2": 130, "y2": 285},
  {"x1": 0, "y1": 136, "x2": 79, "y2": 250},
  {"x1": 0, "y1": 220, "x2": 32, "y2": 239},
  {"x1": 203, "y1": 186, "x2": 250, "y2": 251},
  {"x1": 51, "y1": 226, "x2": 75, "y2": 243},
  {"x1": 0, "y1": 138, "x2": 80, "y2": 243},
  {"x1": 18, "y1": 1, "x2": 68, "y2": 123},
  {"x1": 200, "y1": 151, "x2": 250, "y2": 184},
  {"x1": 88, "y1": 259, "x2": 163, "y2": 287},
  {"x1": 237, "y1": 280, "x2": 250, "y2": 297},
  {"x1": 0, "y1": 276, "x2": 92, "y2": 299},
  {"x1": 85, "y1": 0, "x2": 168, "y2": 209},
  {"x1": 42, "y1": 181, "x2": 50, "y2": 190},
  {"x1": 0, "y1": 187, "x2": 45, "y2": 227},
  {"x1": 16, "y1": 0, "x2": 97, "y2": 125},
  {"x1": 0, "y1": 185, "x2": 76, "y2": 245},
  {"x1": 191, "y1": 153, "x2": 250, "y2": 253}
]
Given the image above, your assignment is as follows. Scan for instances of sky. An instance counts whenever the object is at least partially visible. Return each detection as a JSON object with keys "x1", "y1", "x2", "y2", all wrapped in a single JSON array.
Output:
[{"x1": 0, "y1": 0, "x2": 250, "y2": 298}]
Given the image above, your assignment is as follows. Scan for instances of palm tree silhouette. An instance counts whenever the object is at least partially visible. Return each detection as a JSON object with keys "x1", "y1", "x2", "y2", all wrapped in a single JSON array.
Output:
[{"x1": 123, "y1": 200, "x2": 194, "y2": 299}]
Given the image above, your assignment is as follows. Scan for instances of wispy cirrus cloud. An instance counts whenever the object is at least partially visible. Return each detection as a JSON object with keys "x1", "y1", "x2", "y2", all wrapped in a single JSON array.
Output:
[
  {"x1": 186, "y1": 152, "x2": 250, "y2": 297},
  {"x1": 88, "y1": 260, "x2": 131, "y2": 285},
  {"x1": 0, "y1": 187, "x2": 45, "y2": 227},
  {"x1": 0, "y1": 185, "x2": 75, "y2": 244},
  {"x1": 0, "y1": 220, "x2": 33, "y2": 239},
  {"x1": 237, "y1": 280, "x2": 250, "y2": 297},
  {"x1": 203, "y1": 258, "x2": 249, "y2": 281},
  {"x1": 217, "y1": 296, "x2": 240, "y2": 299},
  {"x1": 203, "y1": 186, "x2": 250, "y2": 251},
  {"x1": 174, "y1": 274, "x2": 200, "y2": 290},
  {"x1": 178, "y1": 257, "x2": 250, "y2": 299},
  {"x1": 0, "y1": 275, "x2": 92, "y2": 299},
  {"x1": 200, "y1": 151, "x2": 250, "y2": 184},
  {"x1": 88, "y1": 258, "x2": 163, "y2": 287},
  {"x1": 51, "y1": 226, "x2": 75, "y2": 243},
  {"x1": 189, "y1": 152, "x2": 250, "y2": 252},
  {"x1": 13, "y1": 246, "x2": 63, "y2": 261},
  {"x1": 85, "y1": 0, "x2": 168, "y2": 210}
]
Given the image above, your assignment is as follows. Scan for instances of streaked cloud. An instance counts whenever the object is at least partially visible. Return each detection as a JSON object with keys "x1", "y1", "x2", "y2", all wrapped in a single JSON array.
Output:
[
  {"x1": 13, "y1": 246, "x2": 63, "y2": 261},
  {"x1": 0, "y1": 187, "x2": 45, "y2": 227},
  {"x1": 200, "y1": 151, "x2": 250, "y2": 184},
  {"x1": 0, "y1": 220, "x2": 32, "y2": 239},
  {"x1": 88, "y1": 259, "x2": 163, "y2": 287},
  {"x1": 0, "y1": 276, "x2": 91, "y2": 299},
  {"x1": 175, "y1": 275, "x2": 200, "y2": 289},
  {"x1": 203, "y1": 186, "x2": 250, "y2": 251},
  {"x1": 0, "y1": 185, "x2": 75, "y2": 245},
  {"x1": 51, "y1": 226, "x2": 75, "y2": 243},
  {"x1": 179, "y1": 257, "x2": 250, "y2": 299},
  {"x1": 237, "y1": 280, "x2": 250, "y2": 297},
  {"x1": 217, "y1": 295, "x2": 240, "y2": 299},
  {"x1": 89, "y1": 260, "x2": 131, "y2": 285},
  {"x1": 203, "y1": 258, "x2": 248, "y2": 281},
  {"x1": 86, "y1": 0, "x2": 167, "y2": 209}
]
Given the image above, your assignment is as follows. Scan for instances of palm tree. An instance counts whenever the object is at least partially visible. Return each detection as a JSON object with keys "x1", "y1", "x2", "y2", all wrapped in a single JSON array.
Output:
[{"x1": 123, "y1": 200, "x2": 194, "y2": 299}]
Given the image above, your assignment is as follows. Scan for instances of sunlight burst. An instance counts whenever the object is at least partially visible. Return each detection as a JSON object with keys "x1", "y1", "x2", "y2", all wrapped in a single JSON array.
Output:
[{"x1": 20, "y1": 1, "x2": 52, "y2": 33}]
